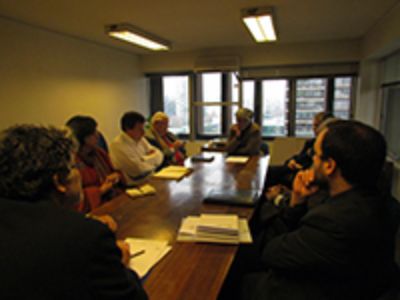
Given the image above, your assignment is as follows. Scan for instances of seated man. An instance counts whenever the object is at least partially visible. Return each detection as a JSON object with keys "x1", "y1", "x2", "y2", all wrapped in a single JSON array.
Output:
[
  {"x1": 265, "y1": 111, "x2": 333, "y2": 188},
  {"x1": 0, "y1": 125, "x2": 147, "y2": 299},
  {"x1": 110, "y1": 111, "x2": 163, "y2": 185},
  {"x1": 145, "y1": 111, "x2": 186, "y2": 166},
  {"x1": 243, "y1": 120, "x2": 399, "y2": 300},
  {"x1": 225, "y1": 108, "x2": 262, "y2": 156}
]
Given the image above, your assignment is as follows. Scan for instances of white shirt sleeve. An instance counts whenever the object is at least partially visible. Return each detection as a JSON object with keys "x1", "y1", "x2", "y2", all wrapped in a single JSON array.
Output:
[
  {"x1": 110, "y1": 135, "x2": 163, "y2": 182},
  {"x1": 140, "y1": 138, "x2": 164, "y2": 167}
]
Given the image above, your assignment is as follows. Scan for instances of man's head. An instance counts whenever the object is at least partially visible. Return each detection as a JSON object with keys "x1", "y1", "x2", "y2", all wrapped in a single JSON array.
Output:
[
  {"x1": 0, "y1": 125, "x2": 83, "y2": 207},
  {"x1": 121, "y1": 111, "x2": 146, "y2": 141},
  {"x1": 312, "y1": 120, "x2": 386, "y2": 190},
  {"x1": 151, "y1": 112, "x2": 169, "y2": 137},
  {"x1": 236, "y1": 108, "x2": 253, "y2": 131},
  {"x1": 312, "y1": 112, "x2": 333, "y2": 135}
]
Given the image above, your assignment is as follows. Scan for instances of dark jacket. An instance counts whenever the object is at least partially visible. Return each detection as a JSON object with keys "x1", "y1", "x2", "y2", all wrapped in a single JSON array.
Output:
[
  {"x1": 226, "y1": 123, "x2": 262, "y2": 156},
  {"x1": 245, "y1": 188, "x2": 399, "y2": 300},
  {"x1": 0, "y1": 197, "x2": 148, "y2": 300}
]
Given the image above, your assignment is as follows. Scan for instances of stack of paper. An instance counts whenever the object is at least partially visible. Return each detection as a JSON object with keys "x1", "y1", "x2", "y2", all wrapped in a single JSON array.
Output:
[
  {"x1": 196, "y1": 214, "x2": 239, "y2": 243},
  {"x1": 225, "y1": 156, "x2": 249, "y2": 164},
  {"x1": 125, "y1": 184, "x2": 156, "y2": 198},
  {"x1": 153, "y1": 165, "x2": 191, "y2": 180},
  {"x1": 177, "y1": 214, "x2": 252, "y2": 244},
  {"x1": 124, "y1": 238, "x2": 172, "y2": 278}
]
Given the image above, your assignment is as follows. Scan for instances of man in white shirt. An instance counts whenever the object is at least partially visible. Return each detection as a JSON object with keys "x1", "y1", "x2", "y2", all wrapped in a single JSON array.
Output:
[{"x1": 110, "y1": 111, "x2": 163, "y2": 185}]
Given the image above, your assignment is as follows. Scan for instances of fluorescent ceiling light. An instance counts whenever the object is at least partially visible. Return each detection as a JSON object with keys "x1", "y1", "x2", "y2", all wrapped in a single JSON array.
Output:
[
  {"x1": 106, "y1": 23, "x2": 171, "y2": 51},
  {"x1": 242, "y1": 7, "x2": 277, "y2": 42}
]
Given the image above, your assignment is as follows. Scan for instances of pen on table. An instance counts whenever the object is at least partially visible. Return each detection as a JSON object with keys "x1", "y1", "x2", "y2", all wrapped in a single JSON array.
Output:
[{"x1": 130, "y1": 249, "x2": 146, "y2": 259}]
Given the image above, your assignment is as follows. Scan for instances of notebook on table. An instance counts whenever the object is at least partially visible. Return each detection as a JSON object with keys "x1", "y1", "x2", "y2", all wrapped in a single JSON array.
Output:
[{"x1": 203, "y1": 188, "x2": 259, "y2": 207}]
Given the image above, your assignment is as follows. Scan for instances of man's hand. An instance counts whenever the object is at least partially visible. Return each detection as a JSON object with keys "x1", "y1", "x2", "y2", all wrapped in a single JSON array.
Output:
[
  {"x1": 265, "y1": 185, "x2": 283, "y2": 202},
  {"x1": 116, "y1": 240, "x2": 131, "y2": 267},
  {"x1": 287, "y1": 159, "x2": 303, "y2": 170},
  {"x1": 290, "y1": 169, "x2": 319, "y2": 207},
  {"x1": 231, "y1": 124, "x2": 240, "y2": 137},
  {"x1": 147, "y1": 149, "x2": 156, "y2": 155},
  {"x1": 90, "y1": 214, "x2": 118, "y2": 232},
  {"x1": 172, "y1": 140, "x2": 184, "y2": 149},
  {"x1": 106, "y1": 172, "x2": 120, "y2": 185}
]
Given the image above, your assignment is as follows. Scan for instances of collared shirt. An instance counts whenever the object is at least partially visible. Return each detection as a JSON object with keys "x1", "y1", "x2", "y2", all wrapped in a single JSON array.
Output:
[{"x1": 110, "y1": 132, "x2": 163, "y2": 185}]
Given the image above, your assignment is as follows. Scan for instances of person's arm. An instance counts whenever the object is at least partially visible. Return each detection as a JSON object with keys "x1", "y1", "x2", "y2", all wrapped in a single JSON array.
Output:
[
  {"x1": 262, "y1": 213, "x2": 348, "y2": 275},
  {"x1": 88, "y1": 224, "x2": 148, "y2": 300},
  {"x1": 141, "y1": 138, "x2": 164, "y2": 167},
  {"x1": 110, "y1": 142, "x2": 157, "y2": 179},
  {"x1": 225, "y1": 126, "x2": 241, "y2": 154},
  {"x1": 234, "y1": 127, "x2": 262, "y2": 155}
]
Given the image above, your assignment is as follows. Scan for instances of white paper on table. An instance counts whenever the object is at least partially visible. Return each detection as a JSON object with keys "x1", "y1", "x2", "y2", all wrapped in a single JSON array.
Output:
[{"x1": 125, "y1": 238, "x2": 172, "y2": 278}]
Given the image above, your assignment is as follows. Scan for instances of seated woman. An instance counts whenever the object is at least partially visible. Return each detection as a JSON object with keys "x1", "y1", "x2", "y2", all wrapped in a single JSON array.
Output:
[
  {"x1": 225, "y1": 108, "x2": 262, "y2": 155},
  {"x1": 145, "y1": 112, "x2": 186, "y2": 166},
  {"x1": 66, "y1": 115, "x2": 125, "y2": 212}
]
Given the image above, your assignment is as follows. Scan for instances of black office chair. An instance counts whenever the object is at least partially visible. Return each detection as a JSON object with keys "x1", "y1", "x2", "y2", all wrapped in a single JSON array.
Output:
[{"x1": 260, "y1": 142, "x2": 269, "y2": 156}]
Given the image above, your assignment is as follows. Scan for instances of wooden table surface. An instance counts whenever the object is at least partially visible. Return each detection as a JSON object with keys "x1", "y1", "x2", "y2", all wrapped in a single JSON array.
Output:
[{"x1": 92, "y1": 152, "x2": 269, "y2": 300}]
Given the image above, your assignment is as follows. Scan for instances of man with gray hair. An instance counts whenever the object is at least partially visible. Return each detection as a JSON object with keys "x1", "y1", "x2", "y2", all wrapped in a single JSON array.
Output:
[
  {"x1": 225, "y1": 108, "x2": 262, "y2": 155},
  {"x1": 0, "y1": 125, "x2": 147, "y2": 300}
]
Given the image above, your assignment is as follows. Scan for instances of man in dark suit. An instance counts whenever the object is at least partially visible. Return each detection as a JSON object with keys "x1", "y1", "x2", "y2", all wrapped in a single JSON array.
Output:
[
  {"x1": 243, "y1": 120, "x2": 399, "y2": 300},
  {"x1": 0, "y1": 125, "x2": 147, "y2": 299},
  {"x1": 264, "y1": 111, "x2": 333, "y2": 189}
]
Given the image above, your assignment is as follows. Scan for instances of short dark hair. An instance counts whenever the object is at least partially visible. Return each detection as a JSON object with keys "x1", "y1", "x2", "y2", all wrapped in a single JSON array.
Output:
[
  {"x1": 321, "y1": 120, "x2": 386, "y2": 187},
  {"x1": 121, "y1": 111, "x2": 145, "y2": 131},
  {"x1": 0, "y1": 125, "x2": 74, "y2": 202},
  {"x1": 66, "y1": 115, "x2": 97, "y2": 146}
]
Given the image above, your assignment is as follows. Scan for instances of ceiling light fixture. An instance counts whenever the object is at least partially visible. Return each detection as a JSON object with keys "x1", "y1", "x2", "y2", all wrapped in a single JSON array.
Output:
[
  {"x1": 242, "y1": 7, "x2": 277, "y2": 42},
  {"x1": 106, "y1": 23, "x2": 171, "y2": 51}
]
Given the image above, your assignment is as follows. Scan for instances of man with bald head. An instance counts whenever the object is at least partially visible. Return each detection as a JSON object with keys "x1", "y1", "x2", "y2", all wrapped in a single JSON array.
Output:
[
  {"x1": 225, "y1": 108, "x2": 262, "y2": 155},
  {"x1": 243, "y1": 120, "x2": 399, "y2": 300}
]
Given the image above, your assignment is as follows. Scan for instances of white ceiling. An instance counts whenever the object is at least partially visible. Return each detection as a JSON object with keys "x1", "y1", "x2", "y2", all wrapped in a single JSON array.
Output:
[{"x1": 0, "y1": 0, "x2": 398, "y2": 55}]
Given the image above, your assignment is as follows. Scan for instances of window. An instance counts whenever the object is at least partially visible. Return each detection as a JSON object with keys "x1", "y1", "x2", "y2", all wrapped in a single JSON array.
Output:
[
  {"x1": 295, "y1": 78, "x2": 327, "y2": 137},
  {"x1": 162, "y1": 76, "x2": 190, "y2": 134},
  {"x1": 198, "y1": 72, "x2": 223, "y2": 135},
  {"x1": 333, "y1": 77, "x2": 352, "y2": 119},
  {"x1": 152, "y1": 73, "x2": 356, "y2": 138},
  {"x1": 262, "y1": 80, "x2": 289, "y2": 136},
  {"x1": 381, "y1": 84, "x2": 400, "y2": 161},
  {"x1": 242, "y1": 80, "x2": 255, "y2": 110}
]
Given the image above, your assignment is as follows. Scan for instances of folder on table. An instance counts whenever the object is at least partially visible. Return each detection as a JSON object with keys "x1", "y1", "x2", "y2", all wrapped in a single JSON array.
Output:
[{"x1": 203, "y1": 188, "x2": 259, "y2": 207}]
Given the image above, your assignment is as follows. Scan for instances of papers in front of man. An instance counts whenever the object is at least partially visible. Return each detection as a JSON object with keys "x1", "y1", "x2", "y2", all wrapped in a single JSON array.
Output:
[
  {"x1": 177, "y1": 213, "x2": 252, "y2": 244},
  {"x1": 125, "y1": 238, "x2": 172, "y2": 278},
  {"x1": 125, "y1": 184, "x2": 156, "y2": 198},
  {"x1": 225, "y1": 156, "x2": 249, "y2": 164},
  {"x1": 153, "y1": 165, "x2": 191, "y2": 180}
]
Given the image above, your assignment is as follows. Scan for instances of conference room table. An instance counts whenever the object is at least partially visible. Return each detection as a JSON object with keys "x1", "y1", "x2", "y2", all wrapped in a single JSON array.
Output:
[{"x1": 92, "y1": 152, "x2": 269, "y2": 300}]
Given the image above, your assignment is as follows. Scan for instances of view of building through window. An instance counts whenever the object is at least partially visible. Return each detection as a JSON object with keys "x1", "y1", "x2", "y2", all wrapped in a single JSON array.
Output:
[
  {"x1": 159, "y1": 73, "x2": 354, "y2": 138},
  {"x1": 162, "y1": 76, "x2": 190, "y2": 134},
  {"x1": 262, "y1": 80, "x2": 289, "y2": 136},
  {"x1": 295, "y1": 78, "x2": 327, "y2": 137},
  {"x1": 334, "y1": 77, "x2": 352, "y2": 119}
]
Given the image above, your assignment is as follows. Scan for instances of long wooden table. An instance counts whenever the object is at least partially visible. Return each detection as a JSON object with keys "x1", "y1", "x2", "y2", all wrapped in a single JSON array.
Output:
[{"x1": 92, "y1": 152, "x2": 269, "y2": 300}]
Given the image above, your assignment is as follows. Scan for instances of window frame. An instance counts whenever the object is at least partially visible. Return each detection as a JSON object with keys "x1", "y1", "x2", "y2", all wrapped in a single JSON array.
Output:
[{"x1": 149, "y1": 72, "x2": 357, "y2": 140}]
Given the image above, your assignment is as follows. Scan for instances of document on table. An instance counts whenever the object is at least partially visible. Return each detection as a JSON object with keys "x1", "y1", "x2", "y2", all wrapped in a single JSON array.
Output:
[
  {"x1": 125, "y1": 184, "x2": 156, "y2": 198},
  {"x1": 225, "y1": 156, "x2": 249, "y2": 164},
  {"x1": 177, "y1": 214, "x2": 252, "y2": 244},
  {"x1": 124, "y1": 238, "x2": 172, "y2": 278},
  {"x1": 153, "y1": 165, "x2": 191, "y2": 180}
]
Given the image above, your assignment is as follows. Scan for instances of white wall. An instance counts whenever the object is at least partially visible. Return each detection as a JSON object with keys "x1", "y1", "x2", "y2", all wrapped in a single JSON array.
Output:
[
  {"x1": 357, "y1": 2, "x2": 400, "y2": 200},
  {"x1": 139, "y1": 39, "x2": 361, "y2": 73},
  {"x1": 0, "y1": 17, "x2": 148, "y2": 142}
]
